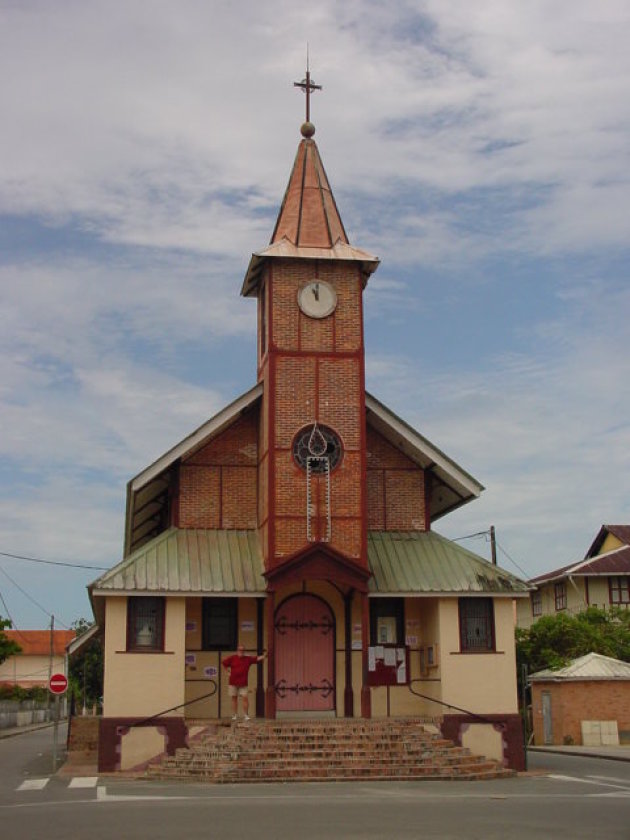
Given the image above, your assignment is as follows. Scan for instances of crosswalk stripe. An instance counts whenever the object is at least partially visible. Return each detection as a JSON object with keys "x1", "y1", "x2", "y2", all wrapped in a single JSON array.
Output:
[
  {"x1": 68, "y1": 777, "x2": 99, "y2": 788},
  {"x1": 17, "y1": 778, "x2": 49, "y2": 791}
]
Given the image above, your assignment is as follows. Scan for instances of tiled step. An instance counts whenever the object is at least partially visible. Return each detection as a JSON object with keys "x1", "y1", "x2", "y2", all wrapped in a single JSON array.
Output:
[{"x1": 147, "y1": 719, "x2": 514, "y2": 783}]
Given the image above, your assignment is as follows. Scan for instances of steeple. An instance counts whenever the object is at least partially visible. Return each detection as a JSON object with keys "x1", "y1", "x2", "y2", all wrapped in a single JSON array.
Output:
[
  {"x1": 270, "y1": 132, "x2": 349, "y2": 248},
  {"x1": 241, "y1": 69, "x2": 379, "y2": 297}
]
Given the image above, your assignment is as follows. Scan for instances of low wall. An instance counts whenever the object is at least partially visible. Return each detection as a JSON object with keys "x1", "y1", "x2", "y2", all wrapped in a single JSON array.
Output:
[{"x1": 0, "y1": 700, "x2": 57, "y2": 730}]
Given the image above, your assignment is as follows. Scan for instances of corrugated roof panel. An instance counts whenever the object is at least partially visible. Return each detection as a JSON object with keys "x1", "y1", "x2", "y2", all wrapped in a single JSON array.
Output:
[
  {"x1": 91, "y1": 528, "x2": 265, "y2": 596},
  {"x1": 367, "y1": 531, "x2": 530, "y2": 595},
  {"x1": 531, "y1": 652, "x2": 630, "y2": 681}
]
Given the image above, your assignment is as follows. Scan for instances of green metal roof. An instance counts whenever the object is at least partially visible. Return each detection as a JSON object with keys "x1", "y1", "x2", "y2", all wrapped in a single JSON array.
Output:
[
  {"x1": 91, "y1": 527, "x2": 529, "y2": 601},
  {"x1": 91, "y1": 528, "x2": 265, "y2": 596},
  {"x1": 367, "y1": 531, "x2": 530, "y2": 596}
]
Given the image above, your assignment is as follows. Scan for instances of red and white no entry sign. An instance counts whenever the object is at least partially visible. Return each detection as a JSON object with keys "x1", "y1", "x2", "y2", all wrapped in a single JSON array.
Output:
[{"x1": 49, "y1": 673, "x2": 68, "y2": 695}]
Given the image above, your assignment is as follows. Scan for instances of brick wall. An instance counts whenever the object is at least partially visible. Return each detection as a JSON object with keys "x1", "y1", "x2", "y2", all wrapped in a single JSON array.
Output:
[
  {"x1": 179, "y1": 412, "x2": 258, "y2": 529},
  {"x1": 366, "y1": 427, "x2": 426, "y2": 531},
  {"x1": 262, "y1": 261, "x2": 366, "y2": 566},
  {"x1": 532, "y1": 680, "x2": 630, "y2": 745}
]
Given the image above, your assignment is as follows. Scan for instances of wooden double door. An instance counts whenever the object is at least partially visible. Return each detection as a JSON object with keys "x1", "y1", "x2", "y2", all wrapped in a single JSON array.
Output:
[{"x1": 274, "y1": 594, "x2": 335, "y2": 713}]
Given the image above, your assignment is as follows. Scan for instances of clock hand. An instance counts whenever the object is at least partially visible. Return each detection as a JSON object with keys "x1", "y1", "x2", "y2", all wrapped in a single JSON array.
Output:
[{"x1": 312, "y1": 283, "x2": 319, "y2": 302}]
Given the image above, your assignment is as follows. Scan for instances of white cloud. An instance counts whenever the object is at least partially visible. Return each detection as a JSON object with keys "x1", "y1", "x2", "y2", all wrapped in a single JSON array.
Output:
[{"x1": 1, "y1": 1, "x2": 629, "y2": 625}]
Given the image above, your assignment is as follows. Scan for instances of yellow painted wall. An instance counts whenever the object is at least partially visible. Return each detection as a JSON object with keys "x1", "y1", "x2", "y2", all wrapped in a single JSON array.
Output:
[
  {"x1": 588, "y1": 578, "x2": 612, "y2": 609},
  {"x1": 516, "y1": 579, "x2": 588, "y2": 629},
  {"x1": 439, "y1": 598, "x2": 518, "y2": 714},
  {"x1": 103, "y1": 597, "x2": 186, "y2": 718},
  {"x1": 0, "y1": 653, "x2": 66, "y2": 685},
  {"x1": 184, "y1": 596, "x2": 266, "y2": 720},
  {"x1": 598, "y1": 533, "x2": 623, "y2": 554}
]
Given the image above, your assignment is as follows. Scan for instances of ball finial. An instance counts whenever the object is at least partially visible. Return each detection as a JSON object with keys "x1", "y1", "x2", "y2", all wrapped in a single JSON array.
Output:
[{"x1": 301, "y1": 121, "x2": 315, "y2": 138}]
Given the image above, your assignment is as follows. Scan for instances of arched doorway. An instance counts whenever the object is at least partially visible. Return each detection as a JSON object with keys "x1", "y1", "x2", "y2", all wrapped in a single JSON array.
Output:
[{"x1": 274, "y1": 594, "x2": 335, "y2": 713}]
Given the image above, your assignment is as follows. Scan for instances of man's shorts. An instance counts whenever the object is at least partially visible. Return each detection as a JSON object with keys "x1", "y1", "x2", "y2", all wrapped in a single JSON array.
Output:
[{"x1": 228, "y1": 685, "x2": 248, "y2": 697}]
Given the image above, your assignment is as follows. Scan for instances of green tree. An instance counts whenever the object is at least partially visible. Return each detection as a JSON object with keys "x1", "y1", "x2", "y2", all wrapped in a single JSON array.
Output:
[
  {"x1": 67, "y1": 618, "x2": 103, "y2": 710},
  {"x1": 517, "y1": 606, "x2": 630, "y2": 680},
  {"x1": 0, "y1": 616, "x2": 21, "y2": 665}
]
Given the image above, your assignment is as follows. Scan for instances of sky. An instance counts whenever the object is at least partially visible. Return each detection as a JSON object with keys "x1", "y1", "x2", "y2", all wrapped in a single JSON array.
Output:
[{"x1": 1, "y1": 0, "x2": 629, "y2": 630}]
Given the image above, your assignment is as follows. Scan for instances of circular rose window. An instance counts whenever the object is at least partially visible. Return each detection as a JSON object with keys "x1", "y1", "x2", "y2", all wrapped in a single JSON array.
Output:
[{"x1": 292, "y1": 424, "x2": 343, "y2": 473}]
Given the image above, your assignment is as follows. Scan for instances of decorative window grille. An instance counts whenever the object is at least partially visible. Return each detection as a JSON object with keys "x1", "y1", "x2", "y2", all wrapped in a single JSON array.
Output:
[
  {"x1": 127, "y1": 597, "x2": 165, "y2": 651},
  {"x1": 554, "y1": 581, "x2": 567, "y2": 611},
  {"x1": 459, "y1": 598, "x2": 495, "y2": 652},
  {"x1": 531, "y1": 590, "x2": 542, "y2": 617},
  {"x1": 609, "y1": 576, "x2": 630, "y2": 605},
  {"x1": 293, "y1": 424, "x2": 342, "y2": 473},
  {"x1": 293, "y1": 424, "x2": 341, "y2": 543}
]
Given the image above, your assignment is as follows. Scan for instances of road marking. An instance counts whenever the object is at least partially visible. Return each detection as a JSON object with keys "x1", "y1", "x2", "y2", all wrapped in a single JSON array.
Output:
[
  {"x1": 68, "y1": 777, "x2": 99, "y2": 788},
  {"x1": 587, "y1": 774, "x2": 630, "y2": 786},
  {"x1": 17, "y1": 779, "x2": 49, "y2": 791},
  {"x1": 549, "y1": 774, "x2": 630, "y2": 792}
]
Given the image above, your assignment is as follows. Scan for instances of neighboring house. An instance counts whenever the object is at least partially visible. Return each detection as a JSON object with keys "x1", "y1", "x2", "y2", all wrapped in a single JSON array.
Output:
[
  {"x1": 0, "y1": 630, "x2": 75, "y2": 688},
  {"x1": 89, "y1": 114, "x2": 530, "y2": 773},
  {"x1": 516, "y1": 525, "x2": 630, "y2": 629},
  {"x1": 530, "y1": 652, "x2": 630, "y2": 746}
]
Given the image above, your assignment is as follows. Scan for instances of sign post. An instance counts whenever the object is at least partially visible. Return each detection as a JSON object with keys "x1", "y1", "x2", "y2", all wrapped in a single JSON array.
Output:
[{"x1": 49, "y1": 673, "x2": 68, "y2": 773}]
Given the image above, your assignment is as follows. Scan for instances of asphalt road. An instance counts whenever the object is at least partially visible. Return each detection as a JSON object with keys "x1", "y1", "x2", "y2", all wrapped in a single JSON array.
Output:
[{"x1": 1, "y1": 727, "x2": 629, "y2": 839}]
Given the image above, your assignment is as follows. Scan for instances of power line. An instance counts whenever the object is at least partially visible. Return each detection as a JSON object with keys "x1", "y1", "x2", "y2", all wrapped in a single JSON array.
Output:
[
  {"x1": 0, "y1": 565, "x2": 69, "y2": 628},
  {"x1": 0, "y1": 550, "x2": 107, "y2": 571}
]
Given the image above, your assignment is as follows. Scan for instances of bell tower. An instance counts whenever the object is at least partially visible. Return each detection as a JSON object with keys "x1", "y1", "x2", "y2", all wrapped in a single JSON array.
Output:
[{"x1": 241, "y1": 72, "x2": 379, "y2": 578}]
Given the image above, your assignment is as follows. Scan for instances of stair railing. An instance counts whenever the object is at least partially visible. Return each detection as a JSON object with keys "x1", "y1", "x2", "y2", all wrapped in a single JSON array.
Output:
[
  {"x1": 407, "y1": 679, "x2": 503, "y2": 727},
  {"x1": 127, "y1": 680, "x2": 218, "y2": 728}
]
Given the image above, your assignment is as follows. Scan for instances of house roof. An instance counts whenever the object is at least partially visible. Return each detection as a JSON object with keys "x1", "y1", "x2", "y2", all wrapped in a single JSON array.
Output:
[
  {"x1": 90, "y1": 527, "x2": 529, "y2": 610},
  {"x1": 123, "y1": 383, "x2": 484, "y2": 557},
  {"x1": 530, "y1": 652, "x2": 630, "y2": 682},
  {"x1": 368, "y1": 531, "x2": 530, "y2": 597},
  {"x1": 586, "y1": 524, "x2": 630, "y2": 558},
  {"x1": 365, "y1": 393, "x2": 484, "y2": 520},
  {"x1": 4, "y1": 630, "x2": 76, "y2": 656},
  {"x1": 529, "y1": 544, "x2": 630, "y2": 585}
]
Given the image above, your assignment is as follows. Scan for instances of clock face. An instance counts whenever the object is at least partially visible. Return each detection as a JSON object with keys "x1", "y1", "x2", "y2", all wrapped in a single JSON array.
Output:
[{"x1": 298, "y1": 281, "x2": 337, "y2": 319}]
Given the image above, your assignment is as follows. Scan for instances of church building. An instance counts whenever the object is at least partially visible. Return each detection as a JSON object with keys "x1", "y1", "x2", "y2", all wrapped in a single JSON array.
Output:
[{"x1": 90, "y1": 77, "x2": 530, "y2": 773}]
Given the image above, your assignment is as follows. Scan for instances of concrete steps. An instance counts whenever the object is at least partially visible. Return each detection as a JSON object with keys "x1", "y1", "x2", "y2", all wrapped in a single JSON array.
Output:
[{"x1": 147, "y1": 719, "x2": 514, "y2": 783}]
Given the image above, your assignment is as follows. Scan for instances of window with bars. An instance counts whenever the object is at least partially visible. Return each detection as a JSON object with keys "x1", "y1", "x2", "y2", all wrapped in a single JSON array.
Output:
[
  {"x1": 609, "y1": 576, "x2": 630, "y2": 605},
  {"x1": 369, "y1": 598, "x2": 404, "y2": 646},
  {"x1": 127, "y1": 597, "x2": 165, "y2": 651},
  {"x1": 531, "y1": 590, "x2": 542, "y2": 617},
  {"x1": 202, "y1": 598, "x2": 238, "y2": 650},
  {"x1": 459, "y1": 598, "x2": 495, "y2": 652},
  {"x1": 554, "y1": 581, "x2": 567, "y2": 611}
]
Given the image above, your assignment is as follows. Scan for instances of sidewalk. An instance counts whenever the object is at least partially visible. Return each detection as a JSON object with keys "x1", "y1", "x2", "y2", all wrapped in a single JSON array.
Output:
[
  {"x1": 0, "y1": 721, "x2": 57, "y2": 740},
  {"x1": 528, "y1": 744, "x2": 630, "y2": 762}
]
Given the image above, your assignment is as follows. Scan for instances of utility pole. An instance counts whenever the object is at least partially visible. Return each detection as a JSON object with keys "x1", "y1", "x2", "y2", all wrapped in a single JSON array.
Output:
[
  {"x1": 47, "y1": 614, "x2": 54, "y2": 712},
  {"x1": 490, "y1": 525, "x2": 497, "y2": 566}
]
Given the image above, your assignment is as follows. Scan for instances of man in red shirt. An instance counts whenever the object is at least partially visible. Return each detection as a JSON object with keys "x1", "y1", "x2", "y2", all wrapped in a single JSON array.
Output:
[{"x1": 222, "y1": 645, "x2": 266, "y2": 721}]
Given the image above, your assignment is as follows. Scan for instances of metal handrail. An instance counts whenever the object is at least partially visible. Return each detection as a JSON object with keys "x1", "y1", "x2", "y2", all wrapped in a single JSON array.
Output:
[
  {"x1": 129, "y1": 680, "x2": 218, "y2": 728},
  {"x1": 407, "y1": 679, "x2": 505, "y2": 728}
]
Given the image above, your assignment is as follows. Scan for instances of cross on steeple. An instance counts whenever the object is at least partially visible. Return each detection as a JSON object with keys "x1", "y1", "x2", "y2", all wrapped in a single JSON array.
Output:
[{"x1": 294, "y1": 50, "x2": 322, "y2": 125}]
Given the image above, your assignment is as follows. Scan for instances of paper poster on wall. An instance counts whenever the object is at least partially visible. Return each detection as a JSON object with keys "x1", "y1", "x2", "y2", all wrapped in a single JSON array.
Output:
[
  {"x1": 405, "y1": 636, "x2": 418, "y2": 647},
  {"x1": 384, "y1": 648, "x2": 396, "y2": 667},
  {"x1": 374, "y1": 645, "x2": 384, "y2": 660},
  {"x1": 368, "y1": 647, "x2": 376, "y2": 671},
  {"x1": 397, "y1": 663, "x2": 406, "y2": 684},
  {"x1": 241, "y1": 621, "x2": 254, "y2": 632},
  {"x1": 406, "y1": 619, "x2": 419, "y2": 628},
  {"x1": 185, "y1": 653, "x2": 196, "y2": 665},
  {"x1": 353, "y1": 623, "x2": 362, "y2": 633},
  {"x1": 204, "y1": 666, "x2": 218, "y2": 678},
  {"x1": 185, "y1": 621, "x2": 197, "y2": 632},
  {"x1": 396, "y1": 648, "x2": 405, "y2": 662},
  {"x1": 351, "y1": 640, "x2": 362, "y2": 650}
]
